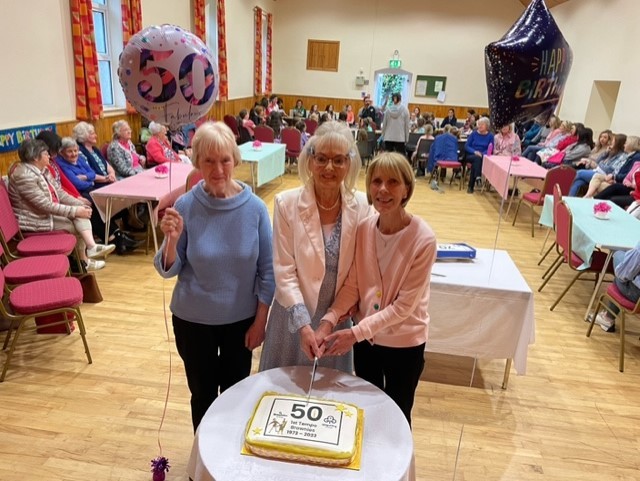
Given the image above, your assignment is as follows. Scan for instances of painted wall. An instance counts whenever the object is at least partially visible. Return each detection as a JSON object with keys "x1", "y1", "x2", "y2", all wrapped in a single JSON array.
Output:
[
  {"x1": 271, "y1": 0, "x2": 524, "y2": 107},
  {"x1": 552, "y1": 0, "x2": 638, "y2": 132},
  {"x1": 142, "y1": 0, "x2": 192, "y2": 31}
]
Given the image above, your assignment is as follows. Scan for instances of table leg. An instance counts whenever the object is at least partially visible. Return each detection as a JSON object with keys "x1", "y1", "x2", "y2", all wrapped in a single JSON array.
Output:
[
  {"x1": 104, "y1": 198, "x2": 112, "y2": 245},
  {"x1": 502, "y1": 359, "x2": 512, "y2": 389},
  {"x1": 504, "y1": 177, "x2": 520, "y2": 219},
  {"x1": 146, "y1": 200, "x2": 159, "y2": 252},
  {"x1": 584, "y1": 250, "x2": 613, "y2": 321},
  {"x1": 250, "y1": 163, "x2": 257, "y2": 191}
]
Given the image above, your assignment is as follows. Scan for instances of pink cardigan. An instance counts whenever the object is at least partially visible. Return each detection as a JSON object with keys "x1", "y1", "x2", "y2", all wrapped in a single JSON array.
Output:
[{"x1": 323, "y1": 214, "x2": 437, "y2": 347}]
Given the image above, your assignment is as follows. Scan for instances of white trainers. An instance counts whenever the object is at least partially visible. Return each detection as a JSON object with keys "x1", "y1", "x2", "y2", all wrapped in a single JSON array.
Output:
[
  {"x1": 87, "y1": 244, "x2": 116, "y2": 259},
  {"x1": 86, "y1": 259, "x2": 106, "y2": 271},
  {"x1": 594, "y1": 311, "x2": 615, "y2": 332}
]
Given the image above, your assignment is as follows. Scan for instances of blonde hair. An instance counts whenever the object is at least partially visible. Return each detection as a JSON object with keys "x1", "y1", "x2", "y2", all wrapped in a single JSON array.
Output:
[
  {"x1": 191, "y1": 122, "x2": 241, "y2": 169},
  {"x1": 365, "y1": 152, "x2": 415, "y2": 208}
]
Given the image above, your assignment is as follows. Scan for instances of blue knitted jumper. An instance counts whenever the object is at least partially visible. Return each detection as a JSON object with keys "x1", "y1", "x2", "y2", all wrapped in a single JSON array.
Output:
[{"x1": 154, "y1": 180, "x2": 275, "y2": 325}]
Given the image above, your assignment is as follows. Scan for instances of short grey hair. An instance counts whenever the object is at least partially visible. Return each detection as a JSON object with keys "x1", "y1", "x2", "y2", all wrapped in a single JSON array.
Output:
[
  {"x1": 477, "y1": 117, "x2": 491, "y2": 129},
  {"x1": 60, "y1": 137, "x2": 78, "y2": 151},
  {"x1": 112, "y1": 120, "x2": 130, "y2": 140},
  {"x1": 191, "y1": 122, "x2": 241, "y2": 169},
  {"x1": 297, "y1": 121, "x2": 361, "y2": 195},
  {"x1": 18, "y1": 139, "x2": 48, "y2": 163},
  {"x1": 149, "y1": 121, "x2": 165, "y2": 136},
  {"x1": 72, "y1": 121, "x2": 95, "y2": 143}
]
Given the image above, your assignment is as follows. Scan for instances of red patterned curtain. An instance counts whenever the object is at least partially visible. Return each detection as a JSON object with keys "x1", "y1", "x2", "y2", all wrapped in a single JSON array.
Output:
[
  {"x1": 194, "y1": 0, "x2": 206, "y2": 41},
  {"x1": 254, "y1": 7, "x2": 263, "y2": 96},
  {"x1": 121, "y1": 0, "x2": 143, "y2": 45},
  {"x1": 70, "y1": 0, "x2": 103, "y2": 120},
  {"x1": 217, "y1": 0, "x2": 229, "y2": 101},
  {"x1": 266, "y1": 13, "x2": 273, "y2": 94},
  {"x1": 122, "y1": 0, "x2": 142, "y2": 114}
]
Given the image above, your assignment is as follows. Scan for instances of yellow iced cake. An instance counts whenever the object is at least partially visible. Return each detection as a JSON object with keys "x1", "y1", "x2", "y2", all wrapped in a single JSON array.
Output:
[{"x1": 244, "y1": 392, "x2": 363, "y2": 466}]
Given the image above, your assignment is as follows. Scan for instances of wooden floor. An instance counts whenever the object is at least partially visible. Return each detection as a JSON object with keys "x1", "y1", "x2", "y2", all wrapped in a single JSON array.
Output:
[{"x1": 2, "y1": 164, "x2": 640, "y2": 481}]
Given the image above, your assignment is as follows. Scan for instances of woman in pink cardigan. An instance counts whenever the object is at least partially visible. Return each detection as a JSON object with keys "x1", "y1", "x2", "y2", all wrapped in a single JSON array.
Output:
[{"x1": 317, "y1": 152, "x2": 437, "y2": 426}]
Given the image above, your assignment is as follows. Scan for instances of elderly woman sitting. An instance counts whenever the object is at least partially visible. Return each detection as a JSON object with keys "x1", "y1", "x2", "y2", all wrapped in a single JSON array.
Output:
[
  {"x1": 145, "y1": 122, "x2": 190, "y2": 167},
  {"x1": 73, "y1": 121, "x2": 116, "y2": 186},
  {"x1": 107, "y1": 120, "x2": 145, "y2": 178},
  {"x1": 9, "y1": 139, "x2": 114, "y2": 270}
]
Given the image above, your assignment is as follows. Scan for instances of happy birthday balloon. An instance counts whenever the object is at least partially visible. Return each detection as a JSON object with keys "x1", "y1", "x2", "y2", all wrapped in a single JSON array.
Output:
[
  {"x1": 485, "y1": 0, "x2": 573, "y2": 128},
  {"x1": 118, "y1": 25, "x2": 218, "y2": 130}
]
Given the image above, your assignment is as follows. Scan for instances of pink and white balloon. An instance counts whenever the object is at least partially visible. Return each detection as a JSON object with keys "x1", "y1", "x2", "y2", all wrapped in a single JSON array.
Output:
[{"x1": 118, "y1": 25, "x2": 218, "y2": 129}]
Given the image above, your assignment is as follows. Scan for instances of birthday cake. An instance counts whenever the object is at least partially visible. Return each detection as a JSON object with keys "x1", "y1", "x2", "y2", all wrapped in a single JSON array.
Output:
[{"x1": 244, "y1": 392, "x2": 362, "y2": 466}]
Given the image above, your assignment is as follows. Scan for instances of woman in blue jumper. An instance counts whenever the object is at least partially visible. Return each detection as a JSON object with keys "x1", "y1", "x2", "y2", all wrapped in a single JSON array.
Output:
[
  {"x1": 155, "y1": 122, "x2": 275, "y2": 431},
  {"x1": 464, "y1": 117, "x2": 494, "y2": 193}
]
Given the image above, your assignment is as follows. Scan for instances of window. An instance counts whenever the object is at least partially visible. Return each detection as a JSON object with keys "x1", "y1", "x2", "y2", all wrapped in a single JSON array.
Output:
[
  {"x1": 205, "y1": 3, "x2": 219, "y2": 70},
  {"x1": 306, "y1": 40, "x2": 340, "y2": 72},
  {"x1": 92, "y1": 0, "x2": 125, "y2": 108}
]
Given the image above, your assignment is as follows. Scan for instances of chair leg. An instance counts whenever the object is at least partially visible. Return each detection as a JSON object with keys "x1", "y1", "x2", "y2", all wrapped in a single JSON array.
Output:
[
  {"x1": 0, "y1": 319, "x2": 27, "y2": 382},
  {"x1": 538, "y1": 240, "x2": 556, "y2": 266},
  {"x1": 539, "y1": 256, "x2": 563, "y2": 292},
  {"x1": 550, "y1": 271, "x2": 582, "y2": 311},
  {"x1": 74, "y1": 309, "x2": 93, "y2": 365},
  {"x1": 619, "y1": 311, "x2": 626, "y2": 372},
  {"x1": 511, "y1": 198, "x2": 524, "y2": 227},
  {"x1": 530, "y1": 204, "x2": 535, "y2": 237},
  {"x1": 586, "y1": 295, "x2": 606, "y2": 337},
  {"x1": 539, "y1": 228, "x2": 552, "y2": 256},
  {"x1": 542, "y1": 253, "x2": 563, "y2": 280},
  {"x1": 2, "y1": 318, "x2": 19, "y2": 350}
]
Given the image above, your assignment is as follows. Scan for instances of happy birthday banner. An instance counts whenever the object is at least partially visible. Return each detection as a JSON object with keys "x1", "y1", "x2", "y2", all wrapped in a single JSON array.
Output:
[{"x1": 0, "y1": 123, "x2": 57, "y2": 153}]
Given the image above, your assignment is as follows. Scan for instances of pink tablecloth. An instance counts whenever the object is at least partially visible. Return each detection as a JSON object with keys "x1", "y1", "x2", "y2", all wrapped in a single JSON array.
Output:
[
  {"x1": 90, "y1": 163, "x2": 193, "y2": 224},
  {"x1": 482, "y1": 155, "x2": 547, "y2": 199}
]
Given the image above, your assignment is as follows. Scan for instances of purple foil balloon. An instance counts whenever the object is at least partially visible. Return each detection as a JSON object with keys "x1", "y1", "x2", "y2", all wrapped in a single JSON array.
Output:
[{"x1": 485, "y1": 0, "x2": 573, "y2": 128}]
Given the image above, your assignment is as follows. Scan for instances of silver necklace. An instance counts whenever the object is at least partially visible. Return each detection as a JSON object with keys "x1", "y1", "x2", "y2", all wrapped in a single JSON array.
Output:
[{"x1": 316, "y1": 196, "x2": 340, "y2": 211}]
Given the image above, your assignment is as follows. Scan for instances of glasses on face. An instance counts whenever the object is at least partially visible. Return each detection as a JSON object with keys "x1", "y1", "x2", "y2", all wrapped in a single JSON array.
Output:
[{"x1": 313, "y1": 153, "x2": 350, "y2": 168}]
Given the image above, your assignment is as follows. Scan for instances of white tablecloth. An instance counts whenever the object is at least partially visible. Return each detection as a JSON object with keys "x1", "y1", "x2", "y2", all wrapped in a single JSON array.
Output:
[
  {"x1": 188, "y1": 366, "x2": 414, "y2": 481},
  {"x1": 428, "y1": 248, "x2": 535, "y2": 375}
]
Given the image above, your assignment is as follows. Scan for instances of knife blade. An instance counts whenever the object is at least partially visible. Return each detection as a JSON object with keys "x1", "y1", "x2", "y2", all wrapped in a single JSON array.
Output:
[{"x1": 306, "y1": 356, "x2": 319, "y2": 404}]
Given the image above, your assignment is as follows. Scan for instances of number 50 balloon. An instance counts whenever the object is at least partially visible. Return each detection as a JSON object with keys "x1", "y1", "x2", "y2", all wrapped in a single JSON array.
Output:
[{"x1": 118, "y1": 25, "x2": 218, "y2": 129}]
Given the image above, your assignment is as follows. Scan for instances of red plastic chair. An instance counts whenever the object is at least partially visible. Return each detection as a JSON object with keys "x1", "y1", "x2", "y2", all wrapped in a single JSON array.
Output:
[
  {"x1": 303, "y1": 119, "x2": 318, "y2": 136},
  {"x1": 280, "y1": 128, "x2": 302, "y2": 168},
  {"x1": 587, "y1": 283, "x2": 640, "y2": 372},
  {"x1": 0, "y1": 266, "x2": 92, "y2": 382},
  {"x1": 542, "y1": 200, "x2": 615, "y2": 311},
  {"x1": 0, "y1": 243, "x2": 69, "y2": 285},
  {"x1": 253, "y1": 125, "x2": 275, "y2": 143},
  {"x1": 185, "y1": 168, "x2": 204, "y2": 192},
  {"x1": 512, "y1": 165, "x2": 576, "y2": 237}
]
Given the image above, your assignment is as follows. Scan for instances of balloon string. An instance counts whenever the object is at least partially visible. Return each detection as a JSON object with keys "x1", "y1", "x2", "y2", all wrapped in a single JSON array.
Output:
[{"x1": 156, "y1": 160, "x2": 175, "y2": 456}]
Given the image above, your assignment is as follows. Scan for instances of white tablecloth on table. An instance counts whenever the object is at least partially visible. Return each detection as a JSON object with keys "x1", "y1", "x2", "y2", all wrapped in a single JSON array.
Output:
[
  {"x1": 187, "y1": 366, "x2": 414, "y2": 481},
  {"x1": 428, "y1": 249, "x2": 535, "y2": 375}
]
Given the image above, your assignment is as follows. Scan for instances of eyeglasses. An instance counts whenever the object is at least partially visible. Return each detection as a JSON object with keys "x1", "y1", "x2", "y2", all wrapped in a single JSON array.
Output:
[{"x1": 313, "y1": 154, "x2": 350, "y2": 168}]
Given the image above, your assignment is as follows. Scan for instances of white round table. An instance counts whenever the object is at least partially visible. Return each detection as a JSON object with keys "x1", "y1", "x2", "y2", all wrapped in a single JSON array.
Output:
[{"x1": 187, "y1": 366, "x2": 415, "y2": 481}]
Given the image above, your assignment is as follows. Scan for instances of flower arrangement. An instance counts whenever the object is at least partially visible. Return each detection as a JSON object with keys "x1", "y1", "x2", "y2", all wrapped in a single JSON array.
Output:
[
  {"x1": 252, "y1": 139, "x2": 262, "y2": 150},
  {"x1": 154, "y1": 165, "x2": 169, "y2": 175},
  {"x1": 150, "y1": 456, "x2": 170, "y2": 481},
  {"x1": 593, "y1": 201, "x2": 612, "y2": 219}
]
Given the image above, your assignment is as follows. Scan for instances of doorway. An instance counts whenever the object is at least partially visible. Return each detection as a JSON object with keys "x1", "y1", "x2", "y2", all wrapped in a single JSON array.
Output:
[
  {"x1": 584, "y1": 80, "x2": 620, "y2": 134},
  {"x1": 373, "y1": 68, "x2": 413, "y2": 112}
]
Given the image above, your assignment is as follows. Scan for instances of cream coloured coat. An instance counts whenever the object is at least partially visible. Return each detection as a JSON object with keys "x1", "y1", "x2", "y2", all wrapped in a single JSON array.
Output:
[{"x1": 272, "y1": 184, "x2": 372, "y2": 320}]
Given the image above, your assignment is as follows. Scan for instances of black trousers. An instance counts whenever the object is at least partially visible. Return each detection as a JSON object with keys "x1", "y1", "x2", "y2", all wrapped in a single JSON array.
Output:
[
  {"x1": 173, "y1": 314, "x2": 254, "y2": 432},
  {"x1": 354, "y1": 341, "x2": 426, "y2": 427},
  {"x1": 385, "y1": 141, "x2": 407, "y2": 156},
  {"x1": 466, "y1": 154, "x2": 483, "y2": 190}
]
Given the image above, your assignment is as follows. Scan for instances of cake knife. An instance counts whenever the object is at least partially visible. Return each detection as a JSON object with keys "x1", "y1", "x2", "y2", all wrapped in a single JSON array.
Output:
[{"x1": 306, "y1": 356, "x2": 319, "y2": 404}]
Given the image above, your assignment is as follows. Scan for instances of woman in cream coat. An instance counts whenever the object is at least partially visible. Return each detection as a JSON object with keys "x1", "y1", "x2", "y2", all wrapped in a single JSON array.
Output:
[{"x1": 259, "y1": 121, "x2": 371, "y2": 373}]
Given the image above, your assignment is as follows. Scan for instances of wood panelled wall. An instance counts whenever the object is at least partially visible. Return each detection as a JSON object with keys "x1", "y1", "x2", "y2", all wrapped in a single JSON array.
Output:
[
  {"x1": 275, "y1": 94, "x2": 487, "y2": 120},
  {"x1": 1, "y1": 94, "x2": 482, "y2": 175}
]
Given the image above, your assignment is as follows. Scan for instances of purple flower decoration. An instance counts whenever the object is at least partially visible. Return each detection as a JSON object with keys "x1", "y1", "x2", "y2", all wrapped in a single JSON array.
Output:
[{"x1": 150, "y1": 456, "x2": 171, "y2": 474}]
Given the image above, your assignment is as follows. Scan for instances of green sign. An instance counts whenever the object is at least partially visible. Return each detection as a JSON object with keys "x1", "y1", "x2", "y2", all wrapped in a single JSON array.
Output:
[{"x1": 389, "y1": 59, "x2": 401, "y2": 69}]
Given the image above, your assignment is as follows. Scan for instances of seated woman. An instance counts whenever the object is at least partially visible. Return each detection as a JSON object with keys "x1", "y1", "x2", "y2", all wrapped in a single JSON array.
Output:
[
  {"x1": 9, "y1": 139, "x2": 114, "y2": 270},
  {"x1": 464, "y1": 117, "x2": 494, "y2": 193},
  {"x1": 292, "y1": 99, "x2": 306, "y2": 119},
  {"x1": 146, "y1": 122, "x2": 190, "y2": 167},
  {"x1": 521, "y1": 116, "x2": 564, "y2": 160},
  {"x1": 238, "y1": 109, "x2": 256, "y2": 139},
  {"x1": 315, "y1": 152, "x2": 437, "y2": 426},
  {"x1": 493, "y1": 123, "x2": 522, "y2": 156},
  {"x1": 533, "y1": 120, "x2": 574, "y2": 164},
  {"x1": 574, "y1": 129, "x2": 613, "y2": 170},
  {"x1": 345, "y1": 104, "x2": 355, "y2": 126},
  {"x1": 586, "y1": 135, "x2": 640, "y2": 198},
  {"x1": 411, "y1": 124, "x2": 435, "y2": 176},
  {"x1": 267, "y1": 111, "x2": 284, "y2": 140},
  {"x1": 308, "y1": 104, "x2": 320, "y2": 118},
  {"x1": 36, "y1": 130, "x2": 81, "y2": 198},
  {"x1": 72, "y1": 121, "x2": 116, "y2": 187},
  {"x1": 521, "y1": 117, "x2": 543, "y2": 148},
  {"x1": 569, "y1": 134, "x2": 627, "y2": 196},
  {"x1": 413, "y1": 117, "x2": 427, "y2": 135},
  {"x1": 107, "y1": 120, "x2": 145, "y2": 178},
  {"x1": 324, "y1": 104, "x2": 336, "y2": 121},
  {"x1": 556, "y1": 126, "x2": 594, "y2": 168}
]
